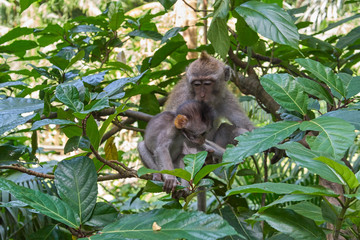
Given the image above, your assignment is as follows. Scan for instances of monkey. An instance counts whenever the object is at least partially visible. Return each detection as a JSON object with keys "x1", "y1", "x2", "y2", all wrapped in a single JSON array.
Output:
[
  {"x1": 137, "y1": 100, "x2": 216, "y2": 196},
  {"x1": 165, "y1": 51, "x2": 255, "y2": 143},
  {"x1": 164, "y1": 52, "x2": 254, "y2": 211}
]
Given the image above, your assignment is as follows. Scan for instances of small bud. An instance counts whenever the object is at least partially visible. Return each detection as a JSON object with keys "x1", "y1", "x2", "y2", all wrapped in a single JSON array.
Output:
[{"x1": 152, "y1": 222, "x2": 161, "y2": 231}]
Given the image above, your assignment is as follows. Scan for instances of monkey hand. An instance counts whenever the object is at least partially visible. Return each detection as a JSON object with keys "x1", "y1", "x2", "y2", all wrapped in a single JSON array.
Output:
[
  {"x1": 172, "y1": 187, "x2": 190, "y2": 199},
  {"x1": 163, "y1": 174, "x2": 179, "y2": 194},
  {"x1": 152, "y1": 173, "x2": 162, "y2": 181}
]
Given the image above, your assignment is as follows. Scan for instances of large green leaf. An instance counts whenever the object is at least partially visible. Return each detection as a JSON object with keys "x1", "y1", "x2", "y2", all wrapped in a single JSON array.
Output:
[
  {"x1": 31, "y1": 119, "x2": 76, "y2": 130},
  {"x1": 85, "y1": 202, "x2": 118, "y2": 227},
  {"x1": 0, "y1": 113, "x2": 36, "y2": 136},
  {"x1": 256, "y1": 208, "x2": 326, "y2": 240},
  {"x1": 149, "y1": 38, "x2": 186, "y2": 68},
  {"x1": 296, "y1": 77, "x2": 334, "y2": 104},
  {"x1": 316, "y1": 156, "x2": 359, "y2": 189},
  {"x1": 336, "y1": 26, "x2": 360, "y2": 49},
  {"x1": 81, "y1": 97, "x2": 110, "y2": 114},
  {"x1": 286, "y1": 202, "x2": 324, "y2": 223},
  {"x1": 82, "y1": 71, "x2": 106, "y2": 86},
  {"x1": 218, "y1": 206, "x2": 262, "y2": 240},
  {"x1": 0, "y1": 97, "x2": 43, "y2": 114},
  {"x1": 0, "y1": 27, "x2": 33, "y2": 45},
  {"x1": 223, "y1": 121, "x2": 300, "y2": 164},
  {"x1": 338, "y1": 73, "x2": 360, "y2": 99},
  {"x1": 0, "y1": 178, "x2": 80, "y2": 228},
  {"x1": 227, "y1": 182, "x2": 338, "y2": 197},
  {"x1": 295, "y1": 58, "x2": 346, "y2": 98},
  {"x1": 208, "y1": 17, "x2": 230, "y2": 59},
  {"x1": 300, "y1": 117, "x2": 355, "y2": 160},
  {"x1": 108, "y1": 1, "x2": 125, "y2": 31},
  {"x1": 259, "y1": 194, "x2": 315, "y2": 213},
  {"x1": 323, "y1": 109, "x2": 360, "y2": 130},
  {"x1": 55, "y1": 156, "x2": 98, "y2": 223},
  {"x1": 87, "y1": 209, "x2": 236, "y2": 240},
  {"x1": 184, "y1": 151, "x2": 207, "y2": 180},
  {"x1": 278, "y1": 142, "x2": 343, "y2": 184},
  {"x1": 236, "y1": 1, "x2": 299, "y2": 48},
  {"x1": 55, "y1": 85, "x2": 84, "y2": 112},
  {"x1": 261, "y1": 74, "x2": 308, "y2": 115}
]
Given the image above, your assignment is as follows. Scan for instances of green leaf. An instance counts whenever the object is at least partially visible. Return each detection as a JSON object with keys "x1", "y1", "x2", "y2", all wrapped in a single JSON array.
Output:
[
  {"x1": 336, "y1": 26, "x2": 360, "y2": 49},
  {"x1": 87, "y1": 209, "x2": 237, "y2": 240},
  {"x1": 137, "y1": 167, "x2": 191, "y2": 182},
  {"x1": 208, "y1": 17, "x2": 230, "y2": 59},
  {"x1": 278, "y1": 142, "x2": 344, "y2": 184},
  {"x1": 295, "y1": 58, "x2": 346, "y2": 98},
  {"x1": 158, "y1": 0, "x2": 177, "y2": 10},
  {"x1": 315, "y1": 156, "x2": 359, "y2": 189},
  {"x1": 0, "y1": 81, "x2": 28, "y2": 88},
  {"x1": 29, "y1": 225, "x2": 72, "y2": 240},
  {"x1": 108, "y1": 1, "x2": 125, "y2": 30},
  {"x1": 0, "y1": 178, "x2": 80, "y2": 228},
  {"x1": 56, "y1": 85, "x2": 84, "y2": 112},
  {"x1": 0, "y1": 97, "x2": 43, "y2": 114},
  {"x1": 184, "y1": 151, "x2": 207, "y2": 180},
  {"x1": 85, "y1": 202, "x2": 118, "y2": 227},
  {"x1": 261, "y1": 74, "x2": 308, "y2": 115},
  {"x1": 82, "y1": 71, "x2": 106, "y2": 86},
  {"x1": 227, "y1": 182, "x2": 338, "y2": 197},
  {"x1": 55, "y1": 156, "x2": 98, "y2": 223},
  {"x1": 223, "y1": 121, "x2": 300, "y2": 164},
  {"x1": 256, "y1": 208, "x2": 326, "y2": 240},
  {"x1": 20, "y1": 0, "x2": 39, "y2": 13},
  {"x1": 0, "y1": 113, "x2": 36, "y2": 136},
  {"x1": 235, "y1": 16, "x2": 259, "y2": 46},
  {"x1": 0, "y1": 27, "x2": 33, "y2": 45},
  {"x1": 296, "y1": 77, "x2": 334, "y2": 104},
  {"x1": 193, "y1": 162, "x2": 228, "y2": 185},
  {"x1": 323, "y1": 109, "x2": 360, "y2": 130},
  {"x1": 149, "y1": 39, "x2": 186, "y2": 68},
  {"x1": 236, "y1": 1, "x2": 299, "y2": 49},
  {"x1": 31, "y1": 119, "x2": 76, "y2": 130},
  {"x1": 48, "y1": 56, "x2": 69, "y2": 70},
  {"x1": 0, "y1": 40, "x2": 38, "y2": 54},
  {"x1": 300, "y1": 117, "x2": 355, "y2": 159},
  {"x1": 81, "y1": 97, "x2": 110, "y2": 114},
  {"x1": 259, "y1": 194, "x2": 315, "y2": 213},
  {"x1": 338, "y1": 73, "x2": 360, "y2": 99},
  {"x1": 86, "y1": 115, "x2": 100, "y2": 150},
  {"x1": 128, "y1": 30, "x2": 163, "y2": 41},
  {"x1": 64, "y1": 136, "x2": 91, "y2": 154},
  {"x1": 161, "y1": 27, "x2": 183, "y2": 44},
  {"x1": 286, "y1": 202, "x2": 324, "y2": 223},
  {"x1": 70, "y1": 25, "x2": 102, "y2": 33},
  {"x1": 316, "y1": 13, "x2": 360, "y2": 35},
  {"x1": 218, "y1": 206, "x2": 261, "y2": 240}
]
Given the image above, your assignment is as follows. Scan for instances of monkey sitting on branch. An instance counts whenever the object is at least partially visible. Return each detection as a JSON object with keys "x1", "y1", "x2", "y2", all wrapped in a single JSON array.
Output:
[
  {"x1": 137, "y1": 100, "x2": 224, "y2": 197},
  {"x1": 165, "y1": 51, "x2": 254, "y2": 148}
]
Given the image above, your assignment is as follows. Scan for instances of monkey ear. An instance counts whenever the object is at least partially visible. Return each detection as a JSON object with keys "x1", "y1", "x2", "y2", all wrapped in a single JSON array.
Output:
[
  {"x1": 174, "y1": 114, "x2": 188, "y2": 129},
  {"x1": 224, "y1": 65, "x2": 232, "y2": 82}
]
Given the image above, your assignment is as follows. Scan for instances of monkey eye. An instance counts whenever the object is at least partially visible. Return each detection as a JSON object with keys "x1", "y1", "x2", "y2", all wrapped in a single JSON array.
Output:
[
  {"x1": 204, "y1": 81, "x2": 213, "y2": 86},
  {"x1": 192, "y1": 81, "x2": 202, "y2": 86}
]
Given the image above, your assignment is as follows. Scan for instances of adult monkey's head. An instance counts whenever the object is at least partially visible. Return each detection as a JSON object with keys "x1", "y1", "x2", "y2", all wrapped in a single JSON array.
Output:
[{"x1": 186, "y1": 52, "x2": 231, "y2": 105}]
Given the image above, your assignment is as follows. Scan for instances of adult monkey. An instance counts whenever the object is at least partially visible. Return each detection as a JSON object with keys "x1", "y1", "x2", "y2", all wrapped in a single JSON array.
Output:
[
  {"x1": 165, "y1": 51, "x2": 254, "y2": 145},
  {"x1": 165, "y1": 52, "x2": 254, "y2": 211}
]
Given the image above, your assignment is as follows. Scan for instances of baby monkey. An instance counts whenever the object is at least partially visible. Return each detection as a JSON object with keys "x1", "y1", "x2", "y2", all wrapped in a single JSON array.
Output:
[{"x1": 137, "y1": 100, "x2": 215, "y2": 195}]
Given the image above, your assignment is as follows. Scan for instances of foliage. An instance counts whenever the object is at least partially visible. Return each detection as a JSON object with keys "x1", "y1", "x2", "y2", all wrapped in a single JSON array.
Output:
[{"x1": 0, "y1": 0, "x2": 360, "y2": 239}]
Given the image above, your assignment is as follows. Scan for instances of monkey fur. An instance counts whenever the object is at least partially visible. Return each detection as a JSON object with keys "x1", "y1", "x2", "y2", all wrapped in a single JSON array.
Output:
[{"x1": 138, "y1": 100, "x2": 215, "y2": 197}]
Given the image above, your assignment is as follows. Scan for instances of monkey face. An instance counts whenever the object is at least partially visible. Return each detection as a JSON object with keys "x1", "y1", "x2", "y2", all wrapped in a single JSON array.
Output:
[
  {"x1": 191, "y1": 79, "x2": 216, "y2": 104},
  {"x1": 182, "y1": 129, "x2": 206, "y2": 145}
]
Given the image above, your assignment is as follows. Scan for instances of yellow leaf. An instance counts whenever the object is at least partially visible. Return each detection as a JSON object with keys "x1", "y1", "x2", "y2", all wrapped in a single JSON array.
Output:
[{"x1": 104, "y1": 136, "x2": 118, "y2": 161}]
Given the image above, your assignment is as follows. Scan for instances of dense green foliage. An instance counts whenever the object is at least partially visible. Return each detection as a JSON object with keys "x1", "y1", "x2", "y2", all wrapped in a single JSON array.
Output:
[{"x1": 1, "y1": 0, "x2": 360, "y2": 239}]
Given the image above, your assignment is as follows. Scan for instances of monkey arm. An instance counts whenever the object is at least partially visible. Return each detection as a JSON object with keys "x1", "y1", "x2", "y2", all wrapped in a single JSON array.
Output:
[
  {"x1": 154, "y1": 146, "x2": 180, "y2": 194},
  {"x1": 201, "y1": 139, "x2": 225, "y2": 158}
]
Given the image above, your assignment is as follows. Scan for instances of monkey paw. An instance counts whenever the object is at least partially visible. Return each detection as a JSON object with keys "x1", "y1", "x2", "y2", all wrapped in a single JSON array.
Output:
[
  {"x1": 163, "y1": 174, "x2": 179, "y2": 194},
  {"x1": 152, "y1": 173, "x2": 162, "y2": 181},
  {"x1": 172, "y1": 188, "x2": 190, "y2": 200}
]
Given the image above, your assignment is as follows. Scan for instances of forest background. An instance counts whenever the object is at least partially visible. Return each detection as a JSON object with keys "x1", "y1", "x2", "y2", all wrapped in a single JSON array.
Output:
[{"x1": 0, "y1": 0, "x2": 360, "y2": 239}]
